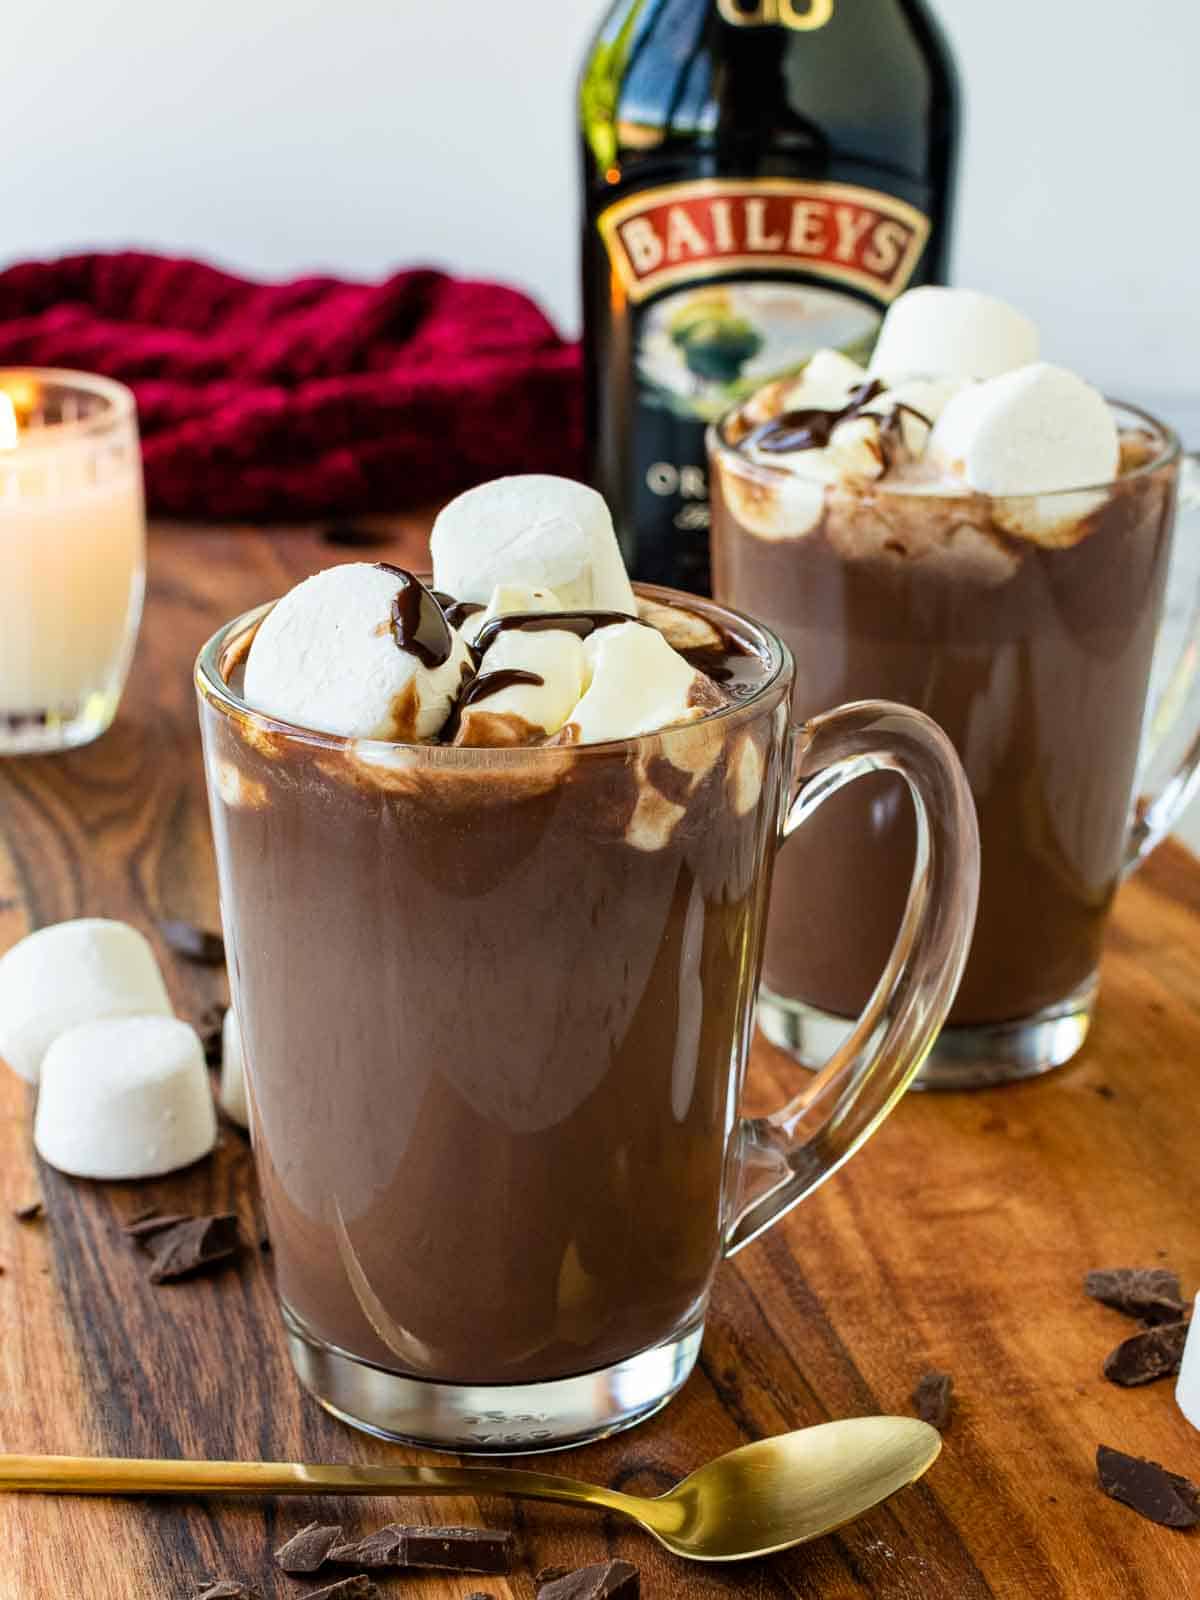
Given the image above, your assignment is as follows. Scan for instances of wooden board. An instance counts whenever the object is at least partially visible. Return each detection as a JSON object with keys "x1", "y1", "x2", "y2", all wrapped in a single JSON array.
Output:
[{"x1": 0, "y1": 519, "x2": 1197, "y2": 1599}]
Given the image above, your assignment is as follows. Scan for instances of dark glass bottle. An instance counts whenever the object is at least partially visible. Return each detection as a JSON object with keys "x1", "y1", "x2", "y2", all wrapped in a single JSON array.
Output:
[{"x1": 579, "y1": 0, "x2": 960, "y2": 594}]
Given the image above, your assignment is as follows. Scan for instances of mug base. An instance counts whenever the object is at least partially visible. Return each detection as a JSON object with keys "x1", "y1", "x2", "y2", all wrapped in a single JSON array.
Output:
[
  {"x1": 758, "y1": 972, "x2": 1099, "y2": 1091},
  {"x1": 281, "y1": 1302, "x2": 704, "y2": 1454}
]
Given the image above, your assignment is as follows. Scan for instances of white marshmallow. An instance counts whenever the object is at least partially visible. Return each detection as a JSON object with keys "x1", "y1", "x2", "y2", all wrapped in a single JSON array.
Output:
[
  {"x1": 244, "y1": 564, "x2": 472, "y2": 741},
  {"x1": 34, "y1": 1016, "x2": 217, "y2": 1179},
  {"x1": 930, "y1": 363, "x2": 1120, "y2": 545},
  {"x1": 826, "y1": 415, "x2": 886, "y2": 481},
  {"x1": 1176, "y1": 1295, "x2": 1200, "y2": 1431},
  {"x1": 559, "y1": 622, "x2": 723, "y2": 746},
  {"x1": 219, "y1": 1007, "x2": 249, "y2": 1128},
  {"x1": 0, "y1": 919, "x2": 171, "y2": 1084},
  {"x1": 720, "y1": 455, "x2": 830, "y2": 539},
  {"x1": 455, "y1": 626, "x2": 587, "y2": 745},
  {"x1": 459, "y1": 582, "x2": 564, "y2": 646},
  {"x1": 430, "y1": 475, "x2": 636, "y2": 615},
  {"x1": 869, "y1": 286, "x2": 1039, "y2": 383},
  {"x1": 863, "y1": 376, "x2": 965, "y2": 456},
  {"x1": 778, "y1": 348, "x2": 868, "y2": 411}
]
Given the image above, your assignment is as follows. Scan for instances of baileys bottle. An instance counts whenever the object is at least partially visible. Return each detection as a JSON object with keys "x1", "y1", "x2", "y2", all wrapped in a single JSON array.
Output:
[{"x1": 579, "y1": 0, "x2": 960, "y2": 593}]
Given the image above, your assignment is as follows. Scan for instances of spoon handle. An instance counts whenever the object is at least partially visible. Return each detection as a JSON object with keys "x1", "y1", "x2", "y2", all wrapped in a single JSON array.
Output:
[{"x1": 0, "y1": 1452, "x2": 632, "y2": 1515}]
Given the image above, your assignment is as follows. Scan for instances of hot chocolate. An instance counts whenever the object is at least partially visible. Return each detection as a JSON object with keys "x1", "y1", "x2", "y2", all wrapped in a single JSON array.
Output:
[{"x1": 709, "y1": 287, "x2": 1179, "y2": 1071}]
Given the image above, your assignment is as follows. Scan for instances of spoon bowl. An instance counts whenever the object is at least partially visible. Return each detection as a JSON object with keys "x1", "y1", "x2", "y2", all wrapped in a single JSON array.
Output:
[{"x1": 0, "y1": 1415, "x2": 942, "y2": 1563}]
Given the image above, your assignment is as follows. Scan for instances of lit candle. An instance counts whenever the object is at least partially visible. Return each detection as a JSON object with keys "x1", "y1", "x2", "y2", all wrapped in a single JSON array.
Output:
[{"x1": 0, "y1": 369, "x2": 146, "y2": 754}]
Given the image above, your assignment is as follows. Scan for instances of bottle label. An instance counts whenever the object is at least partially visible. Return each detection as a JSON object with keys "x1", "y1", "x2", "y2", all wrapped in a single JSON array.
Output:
[
  {"x1": 598, "y1": 177, "x2": 929, "y2": 306},
  {"x1": 595, "y1": 178, "x2": 931, "y2": 592}
]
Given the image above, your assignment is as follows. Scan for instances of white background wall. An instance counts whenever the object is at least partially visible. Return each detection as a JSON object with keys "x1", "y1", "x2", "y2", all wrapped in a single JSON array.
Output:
[
  {"x1": 2, "y1": 0, "x2": 1198, "y2": 432},
  {"x1": 5, "y1": 0, "x2": 1200, "y2": 839}
]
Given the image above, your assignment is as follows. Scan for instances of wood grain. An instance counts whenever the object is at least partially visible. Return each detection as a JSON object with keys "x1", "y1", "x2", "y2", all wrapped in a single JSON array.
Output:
[{"x1": 0, "y1": 518, "x2": 1198, "y2": 1598}]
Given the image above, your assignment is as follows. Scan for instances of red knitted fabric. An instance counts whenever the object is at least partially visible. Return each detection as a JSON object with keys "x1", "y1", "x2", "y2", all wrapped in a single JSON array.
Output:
[{"x1": 0, "y1": 252, "x2": 583, "y2": 520}]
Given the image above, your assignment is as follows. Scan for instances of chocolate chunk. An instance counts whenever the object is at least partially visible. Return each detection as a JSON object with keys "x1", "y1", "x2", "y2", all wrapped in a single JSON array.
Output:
[
  {"x1": 306, "y1": 1580, "x2": 380, "y2": 1600},
  {"x1": 538, "y1": 1560, "x2": 640, "y2": 1599},
  {"x1": 160, "y1": 918, "x2": 226, "y2": 966},
  {"x1": 466, "y1": 1593, "x2": 496, "y2": 1600},
  {"x1": 912, "y1": 1370, "x2": 954, "y2": 1431},
  {"x1": 330, "y1": 1524, "x2": 511, "y2": 1574},
  {"x1": 122, "y1": 1211, "x2": 194, "y2": 1239},
  {"x1": 1085, "y1": 1267, "x2": 1186, "y2": 1324},
  {"x1": 536, "y1": 1568, "x2": 571, "y2": 1585},
  {"x1": 275, "y1": 1520, "x2": 344, "y2": 1573},
  {"x1": 12, "y1": 1200, "x2": 43, "y2": 1223},
  {"x1": 141, "y1": 1214, "x2": 241, "y2": 1282},
  {"x1": 1096, "y1": 1445, "x2": 1200, "y2": 1528},
  {"x1": 197, "y1": 1003, "x2": 228, "y2": 1067},
  {"x1": 194, "y1": 1583, "x2": 260, "y2": 1599},
  {"x1": 322, "y1": 522, "x2": 387, "y2": 548},
  {"x1": 1103, "y1": 1320, "x2": 1189, "y2": 1386}
]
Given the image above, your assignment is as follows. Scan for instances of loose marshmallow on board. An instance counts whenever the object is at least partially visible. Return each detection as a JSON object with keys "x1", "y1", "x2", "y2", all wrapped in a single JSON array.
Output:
[
  {"x1": 34, "y1": 1016, "x2": 217, "y2": 1179},
  {"x1": 869, "y1": 286, "x2": 1040, "y2": 383},
  {"x1": 431, "y1": 475, "x2": 637, "y2": 616},
  {"x1": 558, "y1": 622, "x2": 725, "y2": 745},
  {"x1": 454, "y1": 626, "x2": 588, "y2": 746},
  {"x1": 244, "y1": 564, "x2": 473, "y2": 741},
  {"x1": 220, "y1": 1006, "x2": 249, "y2": 1128},
  {"x1": 1177, "y1": 1296, "x2": 1200, "y2": 1431},
  {"x1": 0, "y1": 919, "x2": 172, "y2": 1084},
  {"x1": 930, "y1": 363, "x2": 1120, "y2": 545}
]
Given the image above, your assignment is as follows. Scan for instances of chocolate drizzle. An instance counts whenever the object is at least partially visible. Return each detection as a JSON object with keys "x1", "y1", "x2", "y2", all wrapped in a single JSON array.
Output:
[
  {"x1": 443, "y1": 667, "x2": 545, "y2": 741},
  {"x1": 747, "y1": 377, "x2": 931, "y2": 462},
  {"x1": 432, "y1": 590, "x2": 486, "y2": 631},
  {"x1": 473, "y1": 610, "x2": 639, "y2": 658},
  {"x1": 377, "y1": 566, "x2": 453, "y2": 668}
]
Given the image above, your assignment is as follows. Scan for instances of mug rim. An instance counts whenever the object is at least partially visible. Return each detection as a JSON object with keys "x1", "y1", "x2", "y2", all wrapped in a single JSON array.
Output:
[
  {"x1": 195, "y1": 580, "x2": 794, "y2": 759},
  {"x1": 708, "y1": 393, "x2": 1182, "y2": 501}
]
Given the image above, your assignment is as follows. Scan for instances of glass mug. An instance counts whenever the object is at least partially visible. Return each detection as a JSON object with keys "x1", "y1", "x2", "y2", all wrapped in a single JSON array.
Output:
[
  {"x1": 709, "y1": 400, "x2": 1200, "y2": 1088},
  {"x1": 197, "y1": 586, "x2": 978, "y2": 1452}
]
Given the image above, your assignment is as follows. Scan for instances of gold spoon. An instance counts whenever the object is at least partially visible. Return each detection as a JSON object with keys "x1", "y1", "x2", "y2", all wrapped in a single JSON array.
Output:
[{"x1": 0, "y1": 1416, "x2": 939, "y2": 1562}]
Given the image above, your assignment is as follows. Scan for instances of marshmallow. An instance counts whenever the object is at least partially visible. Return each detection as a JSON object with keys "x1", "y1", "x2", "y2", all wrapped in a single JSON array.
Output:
[
  {"x1": 869, "y1": 286, "x2": 1039, "y2": 383},
  {"x1": 719, "y1": 455, "x2": 830, "y2": 539},
  {"x1": 244, "y1": 564, "x2": 473, "y2": 741},
  {"x1": 826, "y1": 415, "x2": 886, "y2": 482},
  {"x1": 930, "y1": 363, "x2": 1120, "y2": 545},
  {"x1": 454, "y1": 625, "x2": 587, "y2": 746},
  {"x1": 34, "y1": 1016, "x2": 217, "y2": 1179},
  {"x1": 0, "y1": 919, "x2": 172, "y2": 1084},
  {"x1": 862, "y1": 376, "x2": 965, "y2": 456},
  {"x1": 778, "y1": 348, "x2": 868, "y2": 411},
  {"x1": 558, "y1": 622, "x2": 725, "y2": 746},
  {"x1": 430, "y1": 475, "x2": 637, "y2": 615},
  {"x1": 458, "y1": 582, "x2": 564, "y2": 647},
  {"x1": 219, "y1": 1006, "x2": 249, "y2": 1128},
  {"x1": 1176, "y1": 1295, "x2": 1200, "y2": 1431}
]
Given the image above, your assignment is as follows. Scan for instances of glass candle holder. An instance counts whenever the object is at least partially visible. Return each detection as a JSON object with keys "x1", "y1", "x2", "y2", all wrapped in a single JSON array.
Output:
[{"x1": 0, "y1": 369, "x2": 146, "y2": 754}]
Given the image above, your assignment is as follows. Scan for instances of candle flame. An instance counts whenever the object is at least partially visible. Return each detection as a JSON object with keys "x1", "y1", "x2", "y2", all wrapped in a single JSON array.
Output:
[{"x1": 0, "y1": 392, "x2": 17, "y2": 450}]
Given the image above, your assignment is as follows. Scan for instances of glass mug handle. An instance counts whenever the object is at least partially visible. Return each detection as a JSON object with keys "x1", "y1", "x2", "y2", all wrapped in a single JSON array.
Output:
[
  {"x1": 725, "y1": 700, "x2": 980, "y2": 1255},
  {"x1": 1125, "y1": 451, "x2": 1200, "y2": 871}
]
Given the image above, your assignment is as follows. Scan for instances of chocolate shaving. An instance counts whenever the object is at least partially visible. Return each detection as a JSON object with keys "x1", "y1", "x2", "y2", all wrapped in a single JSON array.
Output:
[
  {"x1": 1103, "y1": 1321, "x2": 1189, "y2": 1386},
  {"x1": 306, "y1": 1580, "x2": 380, "y2": 1600},
  {"x1": 322, "y1": 522, "x2": 387, "y2": 548},
  {"x1": 538, "y1": 1560, "x2": 640, "y2": 1599},
  {"x1": 140, "y1": 1214, "x2": 241, "y2": 1282},
  {"x1": 1096, "y1": 1445, "x2": 1200, "y2": 1528},
  {"x1": 197, "y1": 1003, "x2": 228, "y2": 1067},
  {"x1": 275, "y1": 1521, "x2": 344, "y2": 1573},
  {"x1": 912, "y1": 1370, "x2": 954, "y2": 1431},
  {"x1": 12, "y1": 1200, "x2": 43, "y2": 1223},
  {"x1": 122, "y1": 1211, "x2": 194, "y2": 1239},
  {"x1": 194, "y1": 1583, "x2": 260, "y2": 1599},
  {"x1": 329, "y1": 1524, "x2": 511, "y2": 1574},
  {"x1": 160, "y1": 919, "x2": 226, "y2": 966},
  {"x1": 1085, "y1": 1267, "x2": 1186, "y2": 1325}
]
